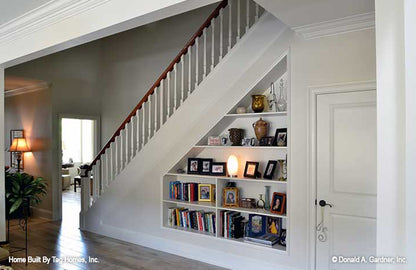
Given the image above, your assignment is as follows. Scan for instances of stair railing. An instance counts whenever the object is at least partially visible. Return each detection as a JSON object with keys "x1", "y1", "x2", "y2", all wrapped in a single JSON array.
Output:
[{"x1": 81, "y1": 0, "x2": 264, "y2": 212}]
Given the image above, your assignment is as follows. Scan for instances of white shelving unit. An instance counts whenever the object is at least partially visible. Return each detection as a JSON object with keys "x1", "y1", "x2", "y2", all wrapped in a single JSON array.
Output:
[{"x1": 162, "y1": 54, "x2": 290, "y2": 254}]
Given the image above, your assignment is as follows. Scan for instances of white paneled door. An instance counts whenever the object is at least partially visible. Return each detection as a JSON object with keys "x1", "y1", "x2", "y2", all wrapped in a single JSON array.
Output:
[{"x1": 316, "y1": 90, "x2": 377, "y2": 269}]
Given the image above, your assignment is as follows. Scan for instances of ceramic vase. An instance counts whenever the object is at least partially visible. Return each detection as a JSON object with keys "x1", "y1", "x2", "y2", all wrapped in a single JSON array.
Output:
[
  {"x1": 228, "y1": 128, "x2": 244, "y2": 146},
  {"x1": 252, "y1": 118, "x2": 269, "y2": 140},
  {"x1": 251, "y1": 95, "x2": 265, "y2": 113}
]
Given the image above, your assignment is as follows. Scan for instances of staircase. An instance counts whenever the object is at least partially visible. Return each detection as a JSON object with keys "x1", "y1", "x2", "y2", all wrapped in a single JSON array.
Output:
[{"x1": 80, "y1": 0, "x2": 267, "y2": 214}]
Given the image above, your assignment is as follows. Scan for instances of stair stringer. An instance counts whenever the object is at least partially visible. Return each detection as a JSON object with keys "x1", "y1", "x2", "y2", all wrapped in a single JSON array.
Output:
[{"x1": 82, "y1": 13, "x2": 296, "y2": 270}]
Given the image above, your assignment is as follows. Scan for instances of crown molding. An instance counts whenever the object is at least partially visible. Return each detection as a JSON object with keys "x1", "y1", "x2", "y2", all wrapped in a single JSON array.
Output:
[
  {"x1": 5, "y1": 82, "x2": 50, "y2": 98},
  {"x1": 292, "y1": 12, "x2": 375, "y2": 40},
  {"x1": 0, "y1": 0, "x2": 111, "y2": 45}
]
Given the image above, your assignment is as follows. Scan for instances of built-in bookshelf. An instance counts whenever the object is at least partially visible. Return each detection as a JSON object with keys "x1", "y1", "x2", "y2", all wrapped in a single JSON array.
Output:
[{"x1": 162, "y1": 55, "x2": 290, "y2": 253}]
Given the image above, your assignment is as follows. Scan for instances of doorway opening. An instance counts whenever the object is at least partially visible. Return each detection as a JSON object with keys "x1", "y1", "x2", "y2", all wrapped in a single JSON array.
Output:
[{"x1": 59, "y1": 116, "x2": 98, "y2": 228}]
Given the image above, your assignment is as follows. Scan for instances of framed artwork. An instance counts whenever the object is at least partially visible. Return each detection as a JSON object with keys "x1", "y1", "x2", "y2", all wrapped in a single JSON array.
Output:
[
  {"x1": 273, "y1": 128, "x2": 287, "y2": 147},
  {"x1": 10, "y1": 129, "x2": 24, "y2": 170},
  {"x1": 264, "y1": 160, "x2": 278, "y2": 179},
  {"x1": 222, "y1": 187, "x2": 239, "y2": 207},
  {"x1": 267, "y1": 217, "x2": 282, "y2": 235},
  {"x1": 279, "y1": 229, "x2": 287, "y2": 246},
  {"x1": 200, "y1": 158, "x2": 213, "y2": 175},
  {"x1": 187, "y1": 158, "x2": 201, "y2": 174},
  {"x1": 198, "y1": 184, "x2": 214, "y2": 202},
  {"x1": 248, "y1": 214, "x2": 266, "y2": 237},
  {"x1": 211, "y1": 162, "x2": 227, "y2": 176},
  {"x1": 243, "y1": 161, "x2": 259, "y2": 178},
  {"x1": 270, "y1": 192, "x2": 286, "y2": 215}
]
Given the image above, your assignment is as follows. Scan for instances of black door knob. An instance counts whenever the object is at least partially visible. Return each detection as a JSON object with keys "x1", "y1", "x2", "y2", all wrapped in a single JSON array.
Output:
[{"x1": 319, "y1": 200, "x2": 333, "y2": 207}]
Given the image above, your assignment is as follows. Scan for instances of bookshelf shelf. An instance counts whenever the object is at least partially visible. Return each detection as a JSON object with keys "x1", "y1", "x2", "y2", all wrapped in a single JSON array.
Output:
[
  {"x1": 165, "y1": 173, "x2": 287, "y2": 184},
  {"x1": 163, "y1": 199, "x2": 216, "y2": 209},
  {"x1": 217, "y1": 236, "x2": 287, "y2": 253},
  {"x1": 164, "y1": 224, "x2": 216, "y2": 237},
  {"x1": 193, "y1": 145, "x2": 287, "y2": 150},
  {"x1": 217, "y1": 206, "x2": 287, "y2": 219},
  {"x1": 225, "y1": 111, "x2": 287, "y2": 117}
]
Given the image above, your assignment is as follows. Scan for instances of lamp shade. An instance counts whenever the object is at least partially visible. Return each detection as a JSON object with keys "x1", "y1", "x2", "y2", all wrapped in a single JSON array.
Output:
[
  {"x1": 9, "y1": 138, "x2": 30, "y2": 152},
  {"x1": 227, "y1": 155, "x2": 239, "y2": 177}
]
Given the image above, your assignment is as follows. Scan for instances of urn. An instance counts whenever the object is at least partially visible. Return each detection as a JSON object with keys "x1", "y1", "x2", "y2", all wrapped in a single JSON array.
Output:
[{"x1": 252, "y1": 118, "x2": 269, "y2": 141}]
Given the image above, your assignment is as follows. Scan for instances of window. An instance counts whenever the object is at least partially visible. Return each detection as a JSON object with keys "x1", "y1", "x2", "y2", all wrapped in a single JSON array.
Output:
[{"x1": 62, "y1": 118, "x2": 94, "y2": 164}]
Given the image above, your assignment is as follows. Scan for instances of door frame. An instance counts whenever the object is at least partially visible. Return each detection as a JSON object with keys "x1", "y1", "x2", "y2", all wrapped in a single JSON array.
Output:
[
  {"x1": 307, "y1": 81, "x2": 376, "y2": 269},
  {"x1": 55, "y1": 114, "x2": 100, "y2": 221}
]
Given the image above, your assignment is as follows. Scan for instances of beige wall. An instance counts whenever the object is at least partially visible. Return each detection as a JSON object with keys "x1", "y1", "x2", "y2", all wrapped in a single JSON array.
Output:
[{"x1": 4, "y1": 88, "x2": 53, "y2": 218}]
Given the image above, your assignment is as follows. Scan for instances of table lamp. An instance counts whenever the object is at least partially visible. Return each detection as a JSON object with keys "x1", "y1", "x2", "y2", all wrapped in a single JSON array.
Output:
[{"x1": 9, "y1": 138, "x2": 30, "y2": 172}]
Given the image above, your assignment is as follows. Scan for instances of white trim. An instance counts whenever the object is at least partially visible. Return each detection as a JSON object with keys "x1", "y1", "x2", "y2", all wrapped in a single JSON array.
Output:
[
  {"x1": 293, "y1": 12, "x2": 375, "y2": 40},
  {"x1": 307, "y1": 81, "x2": 376, "y2": 270},
  {"x1": 0, "y1": 0, "x2": 110, "y2": 45},
  {"x1": 5, "y1": 82, "x2": 50, "y2": 98}
]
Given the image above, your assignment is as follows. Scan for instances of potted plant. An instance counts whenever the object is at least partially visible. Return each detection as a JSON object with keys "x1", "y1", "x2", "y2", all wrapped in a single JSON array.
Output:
[{"x1": 5, "y1": 171, "x2": 47, "y2": 218}]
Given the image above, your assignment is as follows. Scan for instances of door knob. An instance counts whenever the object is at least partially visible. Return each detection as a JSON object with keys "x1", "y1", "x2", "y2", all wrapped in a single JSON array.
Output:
[{"x1": 319, "y1": 200, "x2": 333, "y2": 208}]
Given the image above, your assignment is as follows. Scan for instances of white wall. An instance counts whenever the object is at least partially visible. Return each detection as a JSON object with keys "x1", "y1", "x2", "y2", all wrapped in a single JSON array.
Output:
[{"x1": 0, "y1": 68, "x2": 5, "y2": 241}]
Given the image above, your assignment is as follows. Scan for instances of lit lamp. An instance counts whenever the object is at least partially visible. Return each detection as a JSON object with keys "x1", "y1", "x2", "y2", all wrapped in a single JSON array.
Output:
[
  {"x1": 9, "y1": 138, "x2": 30, "y2": 172},
  {"x1": 227, "y1": 155, "x2": 239, "y2": 177}
]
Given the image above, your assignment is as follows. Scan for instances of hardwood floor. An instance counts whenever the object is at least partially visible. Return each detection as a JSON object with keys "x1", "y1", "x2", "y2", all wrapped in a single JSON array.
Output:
[{"x1": 7, "y1": 188, "x2": 226, "y2": 270}]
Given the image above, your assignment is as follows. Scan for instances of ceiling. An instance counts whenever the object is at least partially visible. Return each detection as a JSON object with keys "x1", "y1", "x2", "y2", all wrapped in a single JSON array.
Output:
[
  {"x1": 0, "y1": 0, "x2": 50, "y2": 25},
  {"x1": 255, "y1": 0, "x2": 374, "y2": 27},
  {"x1": 4, "y1": 75, "x2": 46, "y2": 92}
]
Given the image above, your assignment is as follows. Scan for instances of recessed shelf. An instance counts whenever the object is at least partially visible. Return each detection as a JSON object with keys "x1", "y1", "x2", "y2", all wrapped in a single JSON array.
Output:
[
  {"x1": 217, "y1": 236, "x2": 287, "y2": 253},
  {"x1": 163, "y1": 199, "x2": 216, "y2": 209},
  {"x1": 164, "y1": 224, "x2": 216, "y2": 237},
  {"x1": 165, "y1": 173, "x2": 287, "y2": 184},
  {"x1": 193, "y1": 145, "x2": 287, "y2": 150},
  {"x1": 217, "y1": 206, "x2": 287, "y2": 219},
  {"x1": 225, "y1": 112, "x2": 287, "y2": 117}
]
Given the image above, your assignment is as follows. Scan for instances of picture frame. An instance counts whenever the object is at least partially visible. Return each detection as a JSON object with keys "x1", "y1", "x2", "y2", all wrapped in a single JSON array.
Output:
[
  {"x1": 279, "y1": 229, "x2": 287, "y2": 246},
  {"x1": 267, "y1": 216, "x2": 282, "y2": 235},
  {"x1": 270, "y1": 192, "x2": 286, "y2": 215},
  {"x1": 200, "y1": 158, "x2": 213, "y2": 175},
  {"x1": 273, "y1": 128, "x2": 287, "y2": 147},
  {"x1": 259, "y1": 136, "x2": 274, "y2": 146},
  {"x1": 198, "y1": 184, "x2": 214, "y2": 202},
  {"x1": 211, "y1": 162, "x2": 227, "y2": 176},
  {"x1": 243, "y1": 161, "x2": 259, "y2": 178},
  {"x1": 222, "y1": 187, "x2": 239, "y2": 207},
  {"x1": 248, "y1": 214, "x2": 266, "y2": 237},
  {"x1": 10, "y1": 129, "x2": 24, "y2": 170},
  {"x1": 187, "y1": 158, "x2": 201, "y2": 174},
  {"x1": 264, "y1": 160, "x2": 278, "y2": 179}
]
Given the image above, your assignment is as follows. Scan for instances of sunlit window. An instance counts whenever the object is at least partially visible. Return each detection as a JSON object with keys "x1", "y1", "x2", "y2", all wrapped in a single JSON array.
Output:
[{"x1": 62, "y1": 118, "x2": 94, "y2": 164}]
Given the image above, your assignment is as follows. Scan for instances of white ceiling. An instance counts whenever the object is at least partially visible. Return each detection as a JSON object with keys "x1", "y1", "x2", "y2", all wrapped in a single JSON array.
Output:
[
  {"x1": 0, "y1": 0, "x2": 50, "y2": 25},
  {"x1": 255, "y1": 0, "x2": 374, "y2": 27}
]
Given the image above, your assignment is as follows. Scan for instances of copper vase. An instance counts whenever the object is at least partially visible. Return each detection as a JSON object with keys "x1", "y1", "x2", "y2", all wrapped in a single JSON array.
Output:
[
  {"x1": 251, "y1": 95, "x2": 265, "y2": 113},
  {"x1": 252, "y1": 118, "x2": 269, "y2": 140},
  {"x1": 228, "y1": 128, "x2": 244, "y2": 146}
]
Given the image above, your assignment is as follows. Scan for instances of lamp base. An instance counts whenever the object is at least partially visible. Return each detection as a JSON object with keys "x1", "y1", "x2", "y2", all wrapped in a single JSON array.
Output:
[{"x1": 228, "y1": 174, "x2": 238, "y2": 178}]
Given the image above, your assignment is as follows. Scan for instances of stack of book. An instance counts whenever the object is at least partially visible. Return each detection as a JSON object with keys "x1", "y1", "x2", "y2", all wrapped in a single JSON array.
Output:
[
  {"x1": 244, "y1": 233, "x2": 280, "y2": 246},
  {"x1": 169, "y1": 181, "x2": 199, "y2": 201},
  {"x1": 168, "y1": 207, "x2": 216, "y2": 234},
  {"x1": 219, "y1": 211, "x2": 245, "y2": 239}
]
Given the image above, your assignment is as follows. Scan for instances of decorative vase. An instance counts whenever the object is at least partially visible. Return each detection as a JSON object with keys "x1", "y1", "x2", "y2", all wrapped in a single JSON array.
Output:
[
  {"x1": 236, "y1": 107, "x2": 247, "y2": 114},
  {"x1": 251, "y1": 95, "x2": 265, "y2": 113},
  {"x1": 257, "y1": 194, "x2": 265, "y2": 209},
  {"x1": 228, "y1": 128, "x2": 244, "y2": 146},
  {"x1": 264, "y1": 186, "x2": 271, "y2": 210},
  {"x1": 268, "y1": 82, "x2": 277, "y2": 112},
  {"x1": 277, "y1": 79, "x2": 287, "y2": 112},
  {"x1": 252, "y1": 118, "x2": 269, "y2": 141},
  {"x1": 278, "y1": 160, "x2": 287, "y2": 181}
]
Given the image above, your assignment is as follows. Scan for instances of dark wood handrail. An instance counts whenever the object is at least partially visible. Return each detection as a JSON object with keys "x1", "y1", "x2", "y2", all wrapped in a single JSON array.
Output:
[{"x1": 88, "y1": 0, "x2": 228, "y2": 170}]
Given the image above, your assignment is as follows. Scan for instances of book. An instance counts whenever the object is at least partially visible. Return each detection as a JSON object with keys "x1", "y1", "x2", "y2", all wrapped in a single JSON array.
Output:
[{"x1": 244, "y1": 233, "x2": 280, "y2": 246}]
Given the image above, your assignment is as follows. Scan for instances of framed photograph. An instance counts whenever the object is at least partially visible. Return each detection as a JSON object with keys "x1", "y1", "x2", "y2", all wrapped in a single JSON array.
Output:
[
  {"x1": 273, "y1": 128, "x2": 287, "y2": 147},
  {"x1": 243, "y1": 161, "x2": 259, "y2": 178},
  {"x1": 222, "y1": 187, "x2": 239, "y2": 207},
  {"x1": 187, "y1": 158, "x2": 201, "y2": 174},
  {"x1": 208, "y1": 136, "x2": 221, "y2": 146},
  {"x1": 267, "y1": 217, "x2": 282, "y2": 235},
  {"x1": 264, "y1": 160, "x2": 278, "y2": 179},
  {"x1": 211, "y1": 162, "x2": 227, "y2": 176},
  {"x1": 279, "y1": 229, "x2": 287, "y2": 246},
  {"x1": 10, "y1": 129, "x2": 24, "y2": 170},
  {"x1": 259, "y1": 136, "x2": 274, "y2": 146},
  {"x1": 198, "y1": 184, "x2": 214, "y2": 202},
  {"x1": 270, "y1": 192, "x2": 286, "y2": 215},
  {"x1": 248, "y1": 214, "x2": 266, "y2": 237},
  {"x1": 200, "y1": 158, "x2": 213, "y2": 175}
]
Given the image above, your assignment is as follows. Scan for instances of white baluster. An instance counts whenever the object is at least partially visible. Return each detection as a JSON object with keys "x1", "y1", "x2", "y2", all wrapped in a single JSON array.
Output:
[
  {"x1": 148, "y1": 98, "x2": 152, "y2": 141},
  {"x1": 131, "y1": 116, "x2": 135, "y2": 160},
  {"x1": 173, "y1": 64, "x2": 177, "y2": 111},
  {"x1": 181, "y1": 55, "x2": 184, "y2": 104},
  {"x1": 92, "y1": 165, "x2": 97, "y2": 203},
  {"x1": 188, "y1": 47, "x2": 192, "y2": 95},
  {"x1": 120, "y1": 129, "x2": 125, "y2": 170},
  {"x1": 211, "y1": 18, "x2": 215, "y2": 72},
  {"x1": 154, "y1": 87, "x2": 158, "y2": 134},
  {"x1": 142, "y1": 103, "x2": 146, "y2": 147},
  {"x1": 246, "y1": 0, "x2": 250, "y2": 31},
  {"x1": 136, "y1": 110, "x2": 141, "y2": 152},
  {"x1": 219, "y1": 8, "x2": 223, "y2": 61},
  {"x1": 237, "y1": 0, "x2": 241, "y2": 41},
  {"x1": 101, "y1": 153, "x2": 106, "y2": 194},
  {"x1": 115, "y1": 136, "x2": 119, "y2": 175},
  {"x1": 203, "y1": 28, "x2": 207, "y2": 78},
  {"x1": 228, "y1": 1, "x2": 232, "y2": 52},
  {"x1": 110, "y1": 145, "x2": 114, "y2": 182},
  {"x1": 125, "y1": 123, "x2": 129, "y2": 164},
  {"x1": 195, "y1": 37, "x2": 199, "y2": 87},
  {"x1": 255, "y1": 3, "x2": 259, "y2": 22},
  {"x1": 167, "y1": 73, "x2": 171, "y2": 118},
  {"x1": 160, "y1": 80, "x2": 164, "y2": 126}
]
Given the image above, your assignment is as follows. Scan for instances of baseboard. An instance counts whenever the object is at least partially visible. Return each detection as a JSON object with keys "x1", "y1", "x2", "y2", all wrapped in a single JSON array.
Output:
[
  {"x1": 81, "y1": 222, "x2": 295, "y2": 270},
  {"x1": 30, "y1": 207, "x2": 53, "y2": 220}
]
